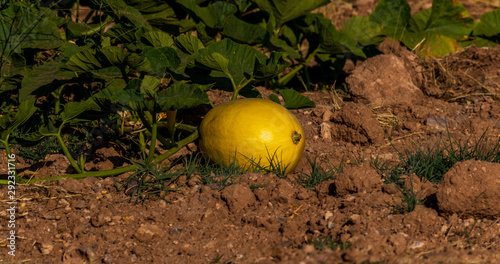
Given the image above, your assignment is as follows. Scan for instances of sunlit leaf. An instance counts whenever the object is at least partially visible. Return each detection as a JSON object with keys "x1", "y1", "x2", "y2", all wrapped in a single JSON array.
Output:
[{"x1": 278, "y1": 89, "x2": 316, "y2": 109}]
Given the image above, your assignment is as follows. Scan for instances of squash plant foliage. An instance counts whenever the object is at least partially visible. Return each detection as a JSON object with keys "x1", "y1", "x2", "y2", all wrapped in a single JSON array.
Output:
[{"x1": 1, "y1": 0, "x2": 499, "y2": 184}]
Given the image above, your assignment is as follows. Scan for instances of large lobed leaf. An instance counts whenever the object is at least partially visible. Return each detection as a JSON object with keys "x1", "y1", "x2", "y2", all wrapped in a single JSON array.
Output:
[
  {"x1": 269, "y1": 89, "x2": 315, "y2": 109},
  {"x1": 191, "y1": 38, "x2": 290, "y2": 89},
  {"x1": 473, "y1": 9, "x2": 500, "y2": 43},
  {"x1": 0, "y1": 99, "x2": 37, "y2": 141},
  {"x1": 0, "y1": 3, "x2": 64, "y2": 54},
  {"x1": 157, "y1": 83, "x2": 211, "y2": 111},
  {"x1": 253, "y1": 0, "x2": 330, "y2": 31},
  {"x1": 178, "y1": 0, "x2": 237, "y2": 30},
  {"x1": 399, "y1": 0, "x2": 475, "y2": 58}
]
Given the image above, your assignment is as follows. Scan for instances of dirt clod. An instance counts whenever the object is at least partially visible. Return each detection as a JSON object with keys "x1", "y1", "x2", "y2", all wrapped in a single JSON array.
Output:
[
  {"x1": 220, "y1": 184, "x2": 256, "y2": 212},
  {"x1": 437, "y1": 160, "x2": 500, "y2": 218},
  {"x1": 346, "y1": 54, "x2": 425, "y2": 106},
  {"x1": 331, "y1": 102, "x2": 386, "y2": 145},
  {"x1": 335, "y1": 163, "x2": 381, "y2": 196}
]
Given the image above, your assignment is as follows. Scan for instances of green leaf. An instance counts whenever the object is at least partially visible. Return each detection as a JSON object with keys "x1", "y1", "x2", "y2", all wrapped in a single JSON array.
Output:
[
  {"x1": 269, "y1": 94, "x2": 281, "y2": 104},
  {"x1": 278, "y1": 89, "x2": 315, "y2": 109},
  {"x1": 254, "y1": 52, "x2": 290, "y2": 80},
  {"x1": 369, "y1": 0, "x2": 411, "y2": 38},
  {"x1": 415, "y1": 34, "x2": 461, "y2": 58},
  {"x1": 174, "y1": 35, "x2": 205, "y2": 55},
  {"x1": 140, "y1": 30, "x2": 174, "y2": 48},
  {"x1": 62, "y1": 46, "x2": 151, "y2": 73},
  {"x1": 221, "y1": 16, "x2": 268, "y2": 45},
  {"x1": 20, "y1": 59, "x2": 77, "y2": 101},
  {"x1": 60, "y1": 101, "x2": 97, "y2": 123},
  {"x1": 408, "y1": 8, "x2": 431, "y2": 33},
  {"x1": 425, "y1": 0, "x2": 474, "y2": 40},
  {"x1": 341, "y1": 16, "x2": 384, "y2": 47},
  {"x1": 253, "y1": 0, "x2": 330, "y2": 30},
  {"x1": 112, "y1": 81, "x2": 146, "y2": 111},
  {"x1": 316, "y1": 16, "x2": 365, "y2": 58},
  {"x1": 66, "y1": 16, "x2": 114, "y2": 38},
  {"x1": 196, "y1": 52, "x2": 230, "y2": 75},
  {"x1": 473, "y1": 9, "x2": 500, "y2": 42},
  {"x1": 0, "y1": 99, "x2": 37, "y2": 141},
  {"x1": 178, "y1": 0, "x2": 237, "y2": 29},
  {"x1": 268, "y1": 34, "x2": 301, "y2": 60},
  {"x1": 460, "y1": 37, "x2": 498, "y2": 48},
  {"x1": 156, "y1": 83, "x2": 211, "y2": 111},
  {"x1": 193, "y1": 39, "x2": 269, "y2": 87},
  {"x1": 142, "y1": 46, "x2": 181, "y2": 77},
  {"x1": 125, "y1": 0, "x2": 175, "y2": 18},
  {"x1": 102, "y1": 0, "x2": 152, "y2": 29},
  {"x1": 399, "y1": 0, "x2": 475, "y2": 58},
  {"x1": 91, "y1": 79, "x2": 128, "y2": 110},
  {"x1": 100, "y1": 46, "x2": 130, "y2": 66},
  {"x1": 0, "y1": 3, "x2": 64, "y2": 54},
  {"x1": 61, "y1": 47, "x2": 102, "y2": 72},
  {"x1": 140, "y1": 76, "x2": 160, "y2": 97},
  {"x1": 239, "y1": 85, "x2": 262, "y2": 99}
]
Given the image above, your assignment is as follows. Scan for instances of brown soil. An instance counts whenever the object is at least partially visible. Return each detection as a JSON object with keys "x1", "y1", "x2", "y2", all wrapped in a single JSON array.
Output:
[{"x1": 2, "y1": 1, "x2": 500, "y2": 263}]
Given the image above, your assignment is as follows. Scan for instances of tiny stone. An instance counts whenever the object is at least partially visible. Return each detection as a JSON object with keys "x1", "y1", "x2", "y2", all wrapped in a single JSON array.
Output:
[
  {"x1": 323, "y1": 110, "x2": 334, "y2": 122},
  {"x1": 324, "y1": 211, "x2": 334, "y2": 220},
  {"x1": 103, "y1": 254, "x2": 114, "y2": 264},
  {"x1": 411, "y1": 241, "x2": 424, "y2": 249},
  {"x1": 303, "y1": 244, "x2": 316, "y2": 254},
  {"x1": 426, "y1": 116, "x2": 448, "y2": 130},
  {"x1": 40, "y1": 242, "x2": 54, "y2": 255},
  {"x1": 320, "y1": 122, "x2": 332, "y2": 140}
]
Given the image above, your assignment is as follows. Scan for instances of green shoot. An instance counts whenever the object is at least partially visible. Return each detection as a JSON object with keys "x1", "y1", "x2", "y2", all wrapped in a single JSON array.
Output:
[
  {"x1": 391, "y1": 180, "x2": 424, "y2": 214},
  {"x1": 297, "y1": 156, "x2": 343, "y2": 190},
  {"x1": 312, "y1": 235, "x2": 352, "y2": 251}
]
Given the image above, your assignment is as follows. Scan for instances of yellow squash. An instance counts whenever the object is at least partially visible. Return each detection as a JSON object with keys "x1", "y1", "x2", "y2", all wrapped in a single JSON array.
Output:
[{"x1": 199, "y1": 98, "x2": 305, "y2": 174}]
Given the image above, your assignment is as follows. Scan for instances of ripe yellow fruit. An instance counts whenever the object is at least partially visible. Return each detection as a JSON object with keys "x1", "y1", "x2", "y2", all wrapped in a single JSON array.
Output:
[{"x1": 199, "y1": 98, "x2": 305, "y2": 174}]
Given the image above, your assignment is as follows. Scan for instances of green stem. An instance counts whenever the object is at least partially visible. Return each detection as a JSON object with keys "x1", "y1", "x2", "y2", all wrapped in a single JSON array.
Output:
[
  {"x1": 277, "y1": 50, "x2": 318, "y2": 87},
  {"x1": 1, "y1": 138, "x2": 11, "y2": 159},
  {"x1": 137, "y1": 112, "x2": 171, "y2": 148},
  {"x1": 175, "y1": 123, "x2": 197, "y2": 133},
  {"x1": 147, "y1": 116, "x2": 158, "y2": 163},
  {"x1": 303, "y1": 66, "x2": 311, "y2": 91},
  {"x1": 166, "y1": 110, "x2": 176, "y2": 140},
  {"x1": 120, "y1": 66, "x2": 129, "y2": 84},
  {"x1": 154, "y1": 129, "x2": 198, "y2": 163},
  {"x1": 55, "y1": 133, "x2": 83, "y2": 174},
  {"x1": 26, "y1": 128, "x2": 199, "y2": 183},
  {"x1": 32, "y1": 164, "x2": 140, "y2": 182},
  {"x1": 52, "y1": 85, "x2": 64, "y2": 114},
  {"x1": 76, "y1": 0, "x2": 80, "y2": 21},
  {"x1": 231, "y1": 78, "x2": 255, "y2": 101}
]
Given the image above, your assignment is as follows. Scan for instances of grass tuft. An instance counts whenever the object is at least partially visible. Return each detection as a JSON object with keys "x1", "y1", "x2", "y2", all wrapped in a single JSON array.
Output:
[
  {"x1": 312, "y1": 235, "x2": 352, "y2": 251},
  {"x1": 297, "y1": 155, "x2": 343, "y2": 190},
  {"x1": 119, "y1": 161, "x2": 181, "y2": 204},
  {"x1": 391, "y1": 180, "x2": 425, "y2": 214},
  {"x1": 19, "y1": 136, "x2": 61, "y2": 163},
  {"x1": 246, "y1": 147, "x2": 289, "y2": 178},
  {"x1": 182, "y1": 154, "x2": 245, "y2": 191},
  {"x1": 375, "y1": 130, "x2": 500, "y2": 185}
]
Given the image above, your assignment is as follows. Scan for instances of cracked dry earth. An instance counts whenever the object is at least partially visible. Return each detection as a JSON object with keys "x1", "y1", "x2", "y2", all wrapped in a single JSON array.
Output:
[{"x1": 2, "y1": 1, "x2": 500, "y2": 263}]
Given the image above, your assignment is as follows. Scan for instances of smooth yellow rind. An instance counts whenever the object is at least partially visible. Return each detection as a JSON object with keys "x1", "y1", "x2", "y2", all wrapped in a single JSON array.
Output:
[{"x1": 199, "y1": 98, "x2": 305, "y2": 174}]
